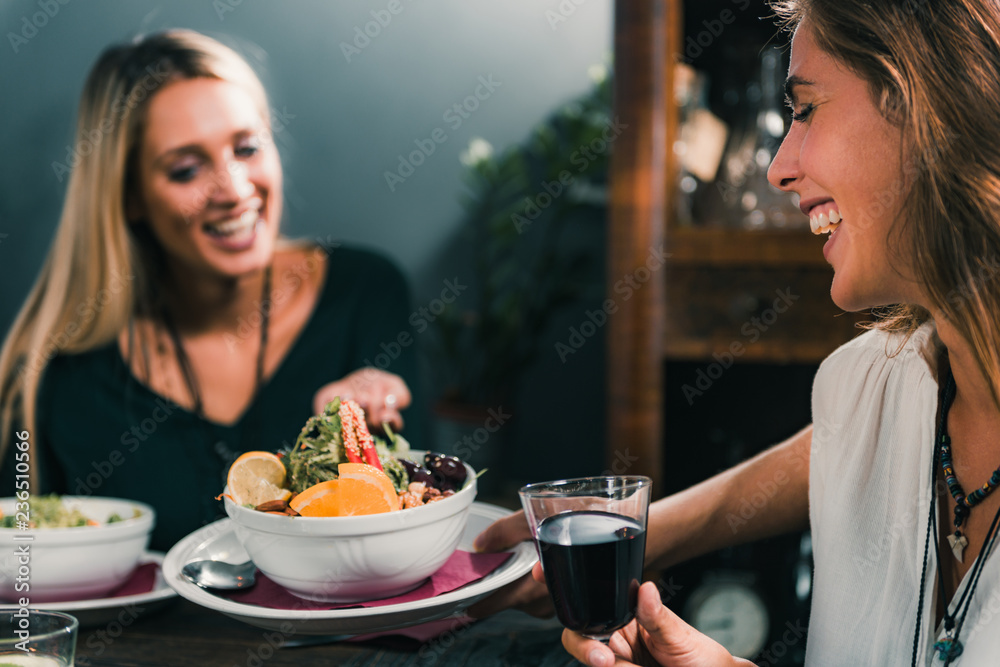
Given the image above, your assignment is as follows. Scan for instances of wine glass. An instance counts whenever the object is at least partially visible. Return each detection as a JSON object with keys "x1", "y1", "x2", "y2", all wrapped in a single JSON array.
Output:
[
  {"x1": 0, "y1": 610, "x2": 78, "y2": 665},
  {"x1": 519, "y1": 476, "x2": 651, "y2": 642}
]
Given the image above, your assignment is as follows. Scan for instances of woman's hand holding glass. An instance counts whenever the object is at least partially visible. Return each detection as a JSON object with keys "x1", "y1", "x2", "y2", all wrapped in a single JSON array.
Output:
[
  {"x1": 474, "y1": 513, "x2": 753, "y2": 667},
  {"x1": 474, "y1": 475, "x2": 757, "y2": 667},
  {"x1": 561, "y1": 581, "x2": 754, "y2": 667}
]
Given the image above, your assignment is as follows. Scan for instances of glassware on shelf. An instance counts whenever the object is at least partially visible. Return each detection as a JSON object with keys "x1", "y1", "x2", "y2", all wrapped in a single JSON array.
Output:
[{"x1": 716, "y1": 46, "x2": 804, "y2": 231}]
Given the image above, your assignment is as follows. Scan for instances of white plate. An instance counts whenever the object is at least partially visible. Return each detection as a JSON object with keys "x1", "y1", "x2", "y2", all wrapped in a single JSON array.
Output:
[
  {"x1": 15, "y1": 552, "x2": 176, "y2": 628},
  {"x1": 163, "y1": 502, "x2": 537, "y2": 635}
]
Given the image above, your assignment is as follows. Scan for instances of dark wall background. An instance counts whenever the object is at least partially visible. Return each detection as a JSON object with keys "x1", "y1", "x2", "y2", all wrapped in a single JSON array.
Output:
[{"x1": 0, "y1": 1, "x2": 613, "y2": 493}]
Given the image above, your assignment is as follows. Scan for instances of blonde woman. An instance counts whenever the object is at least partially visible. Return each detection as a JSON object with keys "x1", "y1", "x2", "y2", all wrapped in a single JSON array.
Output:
[
  {"x1": 0, "y1": 30, "x2": 422, "y2": 550},
  {"x1": 475, "y1": 0, "x2": 1000, "y2": 664}
]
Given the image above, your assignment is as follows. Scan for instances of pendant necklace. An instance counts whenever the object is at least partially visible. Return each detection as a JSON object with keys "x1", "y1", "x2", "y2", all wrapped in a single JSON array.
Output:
[
  {"x1": 940, "y1": 393, "x2": 1000, "y2": 563},
  {"x1": 911, "y1": 371, "x2": 1000, "y2": 666}
]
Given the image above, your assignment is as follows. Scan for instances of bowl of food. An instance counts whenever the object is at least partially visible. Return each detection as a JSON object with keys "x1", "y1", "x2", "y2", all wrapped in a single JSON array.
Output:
[
  {"x1": 0, "y1": 495, "x2": 154, "y2": 602},
  {"x1": 221, "y1": 397, "x2": 478, "y2": 603}
]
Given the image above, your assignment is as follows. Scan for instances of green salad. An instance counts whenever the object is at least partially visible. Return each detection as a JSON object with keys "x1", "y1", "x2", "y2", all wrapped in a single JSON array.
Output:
[
  {"x1": 284, "y1": 397, "x2": 411, "y2": 494},
  {"x1": 0, "y1": 494, "x2": 140, "y2": 528}
]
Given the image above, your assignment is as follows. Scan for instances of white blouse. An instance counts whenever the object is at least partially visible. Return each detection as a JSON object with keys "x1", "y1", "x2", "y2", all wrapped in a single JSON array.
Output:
[{"x1": 806, "y1": 323, "x2": 1000, "y2": 666}]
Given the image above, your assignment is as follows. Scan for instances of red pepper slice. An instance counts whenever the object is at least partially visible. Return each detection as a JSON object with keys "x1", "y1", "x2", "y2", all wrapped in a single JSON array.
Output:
[
  {"x1": 344, "y1": 442, "x2": 363, "y2": 464},
  {"x1": 362, "y1": 443, "x2": 383, "y2": 471},
  {"x1": 339, "y1": 398, "x2": 382, "y2": 470}
]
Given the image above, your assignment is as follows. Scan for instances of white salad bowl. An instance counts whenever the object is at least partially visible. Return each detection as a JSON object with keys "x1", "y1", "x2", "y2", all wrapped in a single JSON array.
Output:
[
  {"x1": 0, "y1": 496, "x2": 155, "y2": 603},
  {"x1": 223, "y1": 458, "x2": 477, "y2": 603}
]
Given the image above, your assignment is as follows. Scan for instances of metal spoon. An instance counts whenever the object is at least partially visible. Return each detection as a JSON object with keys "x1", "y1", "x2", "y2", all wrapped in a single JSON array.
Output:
[{"x1": 181, "y1": 559, "x2": 257, "y2": 590}]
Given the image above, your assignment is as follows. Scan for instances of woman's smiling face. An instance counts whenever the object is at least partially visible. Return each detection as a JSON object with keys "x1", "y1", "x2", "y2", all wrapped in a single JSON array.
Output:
[
  {"x1": 131, "y1": 77, "x2": 282, "y2": 280},
  {"x1": 767, "y1": 21, "x2": 924, "y2": 312}
]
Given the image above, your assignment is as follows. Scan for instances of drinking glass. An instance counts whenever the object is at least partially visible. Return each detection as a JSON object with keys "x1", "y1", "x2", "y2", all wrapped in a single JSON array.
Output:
[
  {"x1": 519, "y1": 475, "x2": 651, "y2": 642},
  {"x1": 0, "y1": 610, "x2": 78, "y2": 666}
]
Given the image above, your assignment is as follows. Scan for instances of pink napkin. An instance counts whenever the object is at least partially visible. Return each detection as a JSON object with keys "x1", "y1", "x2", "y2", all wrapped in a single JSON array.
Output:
[
  {"x1": 219, "y1": 550, "x2": 513, "y2": 610},
  {"x1": 103, "y1": 562, "x2": 160, "y2": 598}
]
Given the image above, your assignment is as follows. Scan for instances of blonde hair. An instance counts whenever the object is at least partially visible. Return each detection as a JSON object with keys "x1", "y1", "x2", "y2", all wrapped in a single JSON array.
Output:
[
  {"x1": 0, "y1": 29, "x2": 272, "y2": 485},
  {"x1": 771, "y1": 0, "x2": 1000, "y2": 407}
]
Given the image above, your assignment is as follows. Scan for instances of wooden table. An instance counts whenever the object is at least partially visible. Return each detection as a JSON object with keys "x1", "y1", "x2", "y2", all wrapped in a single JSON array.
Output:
[{"x1": 74, "y1": 597, "x2": 578, "y2": 666}]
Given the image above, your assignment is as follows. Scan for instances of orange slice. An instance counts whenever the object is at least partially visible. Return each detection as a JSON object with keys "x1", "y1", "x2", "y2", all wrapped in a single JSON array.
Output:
[
  {"x1": 337, "y1": 463, "x2": 399, "y2": 516},
  {"x1": 335, "y1": 479, "x2": 397, "y2": 516},
  {"x1": 226, "y1": 451, "x2": 292, "y2": 507},
  {"x1": 289, "y1": 480, "x2": 340, "y2": 517},
  {"x1": 287, "y1": 466, "x2": 399, "y2": 517}
]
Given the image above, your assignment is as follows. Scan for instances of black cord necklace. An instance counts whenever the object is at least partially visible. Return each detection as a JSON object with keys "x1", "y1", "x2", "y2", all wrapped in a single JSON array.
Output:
[
  {"x1": 911, "y1": 372, "x2": 1000, "y2": 666},
  {"x1": 161, "y1": 264, "x2": 271, "y2": 431}
]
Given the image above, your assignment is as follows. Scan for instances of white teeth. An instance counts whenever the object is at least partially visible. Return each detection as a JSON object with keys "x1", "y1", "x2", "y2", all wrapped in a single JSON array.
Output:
[
  {"x1": 205, "y1": 210, "x2": 260, "y2": 237},
  {"x1": 809, "y1": 209, "x2": 841, "y2": 235}
]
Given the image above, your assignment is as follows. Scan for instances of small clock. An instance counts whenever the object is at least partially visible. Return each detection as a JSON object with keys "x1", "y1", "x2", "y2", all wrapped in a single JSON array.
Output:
[{"x1": 684, "y1": 576, "x2": 770, "y2": 659}]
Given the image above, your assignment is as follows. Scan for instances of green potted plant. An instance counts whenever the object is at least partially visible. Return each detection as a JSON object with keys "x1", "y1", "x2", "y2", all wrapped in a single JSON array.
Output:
[{"x1": 430, "y1": 65, "x2": 613, "y2": 490}]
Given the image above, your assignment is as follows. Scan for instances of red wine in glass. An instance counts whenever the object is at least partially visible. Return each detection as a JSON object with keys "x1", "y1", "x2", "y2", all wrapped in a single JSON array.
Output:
[{"x1": 537, "y1": 510, "x2": 646, "y2": 641}]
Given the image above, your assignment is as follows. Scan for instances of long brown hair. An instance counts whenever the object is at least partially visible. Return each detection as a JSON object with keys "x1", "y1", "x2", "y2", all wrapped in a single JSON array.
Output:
[
  {"x1": 771, "y1": 0, "x2": 1000, "y2": 407},
  {"x1": 0, "y1": 30, "x2": 272, "y2": 485}
]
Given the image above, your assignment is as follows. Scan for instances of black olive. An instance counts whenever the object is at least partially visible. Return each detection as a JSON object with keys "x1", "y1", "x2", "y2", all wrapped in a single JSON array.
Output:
[
  {"x1": 399, "y1": 458, "x2": 433, "y2": 486},
  {"x1": 424, "y1": 452, "x2": 468, "y2": 491}
]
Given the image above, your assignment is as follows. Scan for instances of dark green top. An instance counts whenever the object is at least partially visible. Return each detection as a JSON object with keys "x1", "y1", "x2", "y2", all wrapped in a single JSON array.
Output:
[{"x1": 4, "y1": 246, "x2": 425, "y2": 551}]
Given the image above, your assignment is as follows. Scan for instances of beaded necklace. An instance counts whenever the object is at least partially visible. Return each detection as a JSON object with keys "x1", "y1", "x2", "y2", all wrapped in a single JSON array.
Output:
[
  {"x1": 940, "y1": 416, "x2": 1000, "y2": 562},
  {"x1": 911, "y1": 372, "x2": 1000, "y2": 666}
]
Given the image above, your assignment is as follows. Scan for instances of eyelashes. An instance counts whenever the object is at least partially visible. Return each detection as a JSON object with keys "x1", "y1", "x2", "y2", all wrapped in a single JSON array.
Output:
[
  {"x1": 166, "y1": 139, "x2": 262, "y2": 183},
  {"x1": 168, "y1": 166, "x2": 198, "y2": 183},
  {"x1": 783, "y1": 93, "x2": 816, "y2": 124},
  {"x1": 235, "y1": 144, "x2": 260, "y2": 158},
  {"x1": 790, "y1": 103, "x2": 815, "y2": 123}
]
